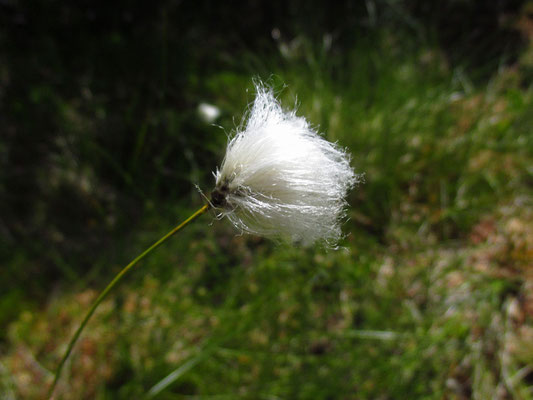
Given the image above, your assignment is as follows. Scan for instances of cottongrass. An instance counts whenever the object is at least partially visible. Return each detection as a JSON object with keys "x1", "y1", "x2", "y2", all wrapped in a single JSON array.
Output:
[
  {"x1": 48, "y1": 81, "x2": 358, "y2": 398},
  {"x1": 211, "y1": 83, "x2": 359, "y2": 246}
]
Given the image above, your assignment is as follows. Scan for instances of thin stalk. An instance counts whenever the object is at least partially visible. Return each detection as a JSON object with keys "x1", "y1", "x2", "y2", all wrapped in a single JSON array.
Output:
[{"x1": 47, "y1": 204, "x2": 210, "y2": 399}]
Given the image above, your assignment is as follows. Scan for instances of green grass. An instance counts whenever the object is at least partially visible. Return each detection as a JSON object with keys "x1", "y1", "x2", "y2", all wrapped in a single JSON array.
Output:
[{"x1": 2, "y1": 32, "x2": 532, "y2": 399}]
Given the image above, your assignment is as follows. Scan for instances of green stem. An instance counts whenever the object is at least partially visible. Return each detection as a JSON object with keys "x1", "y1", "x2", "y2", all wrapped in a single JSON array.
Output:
[{"x1": 47, "y1": 204, "x2": 210, "y2": 399}]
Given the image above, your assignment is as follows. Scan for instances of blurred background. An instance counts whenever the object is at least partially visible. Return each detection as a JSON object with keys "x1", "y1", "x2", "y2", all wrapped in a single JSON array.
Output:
[{"x1": 1, "y1": 1, "x2": 532, "y2": 398}]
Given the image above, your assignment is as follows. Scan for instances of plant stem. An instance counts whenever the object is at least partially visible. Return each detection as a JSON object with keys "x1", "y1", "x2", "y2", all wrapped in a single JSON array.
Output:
[{"x1": 47, "y1": 204, "x2": 210, "y2": 399}]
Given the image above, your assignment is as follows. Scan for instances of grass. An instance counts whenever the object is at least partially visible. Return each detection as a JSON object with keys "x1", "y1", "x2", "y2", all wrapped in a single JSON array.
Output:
[{"x1": 1, "y1": 29, "x2": 532, "y2": 400}]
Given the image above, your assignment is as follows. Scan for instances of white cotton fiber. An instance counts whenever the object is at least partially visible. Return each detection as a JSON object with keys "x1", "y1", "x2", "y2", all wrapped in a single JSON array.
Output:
[{"x1": 211, "y1": 83, "x2": 359, "y2": 246}]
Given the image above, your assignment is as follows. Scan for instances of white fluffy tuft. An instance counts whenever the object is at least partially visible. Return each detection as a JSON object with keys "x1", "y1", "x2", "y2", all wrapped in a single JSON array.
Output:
[{"x1": 213, "y1": 83, "x2": 359, "y2": 246}]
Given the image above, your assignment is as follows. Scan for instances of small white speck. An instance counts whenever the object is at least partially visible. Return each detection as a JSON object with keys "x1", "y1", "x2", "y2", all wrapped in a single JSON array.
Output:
[{"x1": 198, "y1": 103, "x2": 221, "y2": 123}]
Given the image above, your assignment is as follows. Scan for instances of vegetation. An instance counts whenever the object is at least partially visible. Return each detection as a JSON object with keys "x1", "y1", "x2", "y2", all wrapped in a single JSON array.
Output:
[{"x1": 1, "y1": 1, "x2": 532, "y2": 399}]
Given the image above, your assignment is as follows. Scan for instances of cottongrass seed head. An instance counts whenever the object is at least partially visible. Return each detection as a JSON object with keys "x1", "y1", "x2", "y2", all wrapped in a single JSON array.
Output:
[{"x1": 211, "y1": 82, "x2": 360, "y2": 246}]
